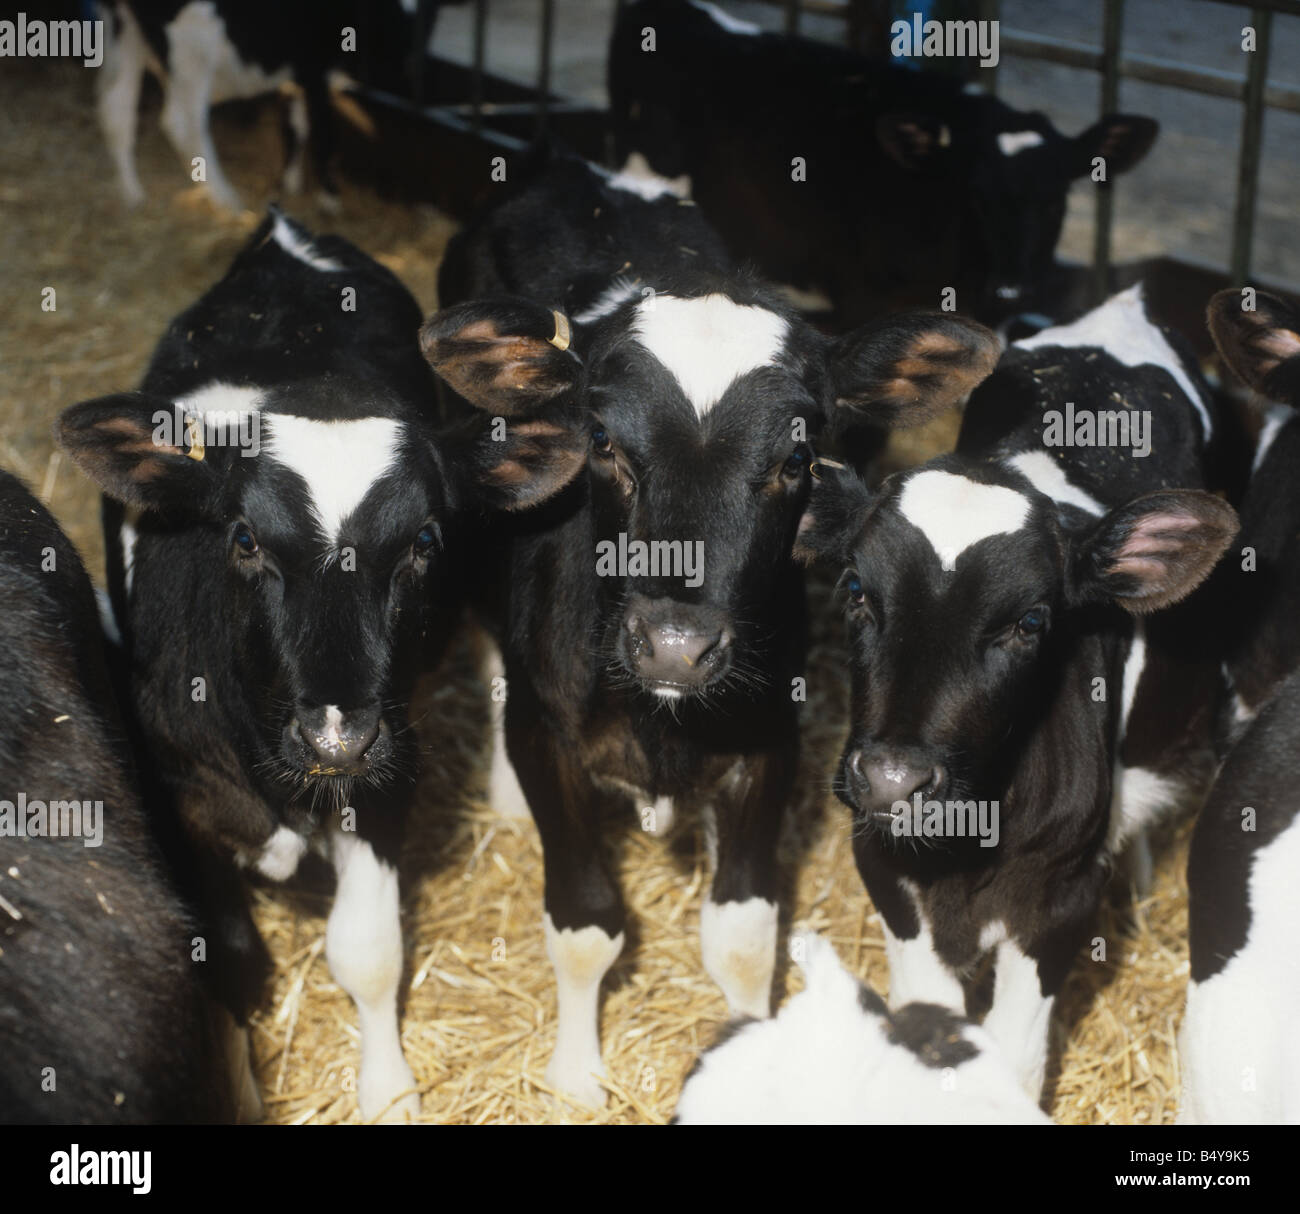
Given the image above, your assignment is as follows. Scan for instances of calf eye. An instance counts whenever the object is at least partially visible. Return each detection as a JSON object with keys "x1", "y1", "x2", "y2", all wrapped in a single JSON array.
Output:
[
  {"x1": 846, "y1": 573, "x2": 867, "y2": 609},
  {"x1": 591, "y1": 426, "x2": 614, "y2": 456},
  {"x1": 413, "y1": 522, "x2": 440, "y2": 558},
  {"x1": 1016, "y1": 607, "x2": 1048, "y2": 637},
  {"x1": 233, "y1": 522, "x2": 259, "y2": 557},
  {"x1": 783, "y1": 444, "x2": 812, "y2": 479}
]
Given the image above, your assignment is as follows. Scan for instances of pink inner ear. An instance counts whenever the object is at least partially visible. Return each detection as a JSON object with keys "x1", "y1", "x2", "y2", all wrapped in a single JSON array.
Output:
[
  {"x1": 1112, "y1": 555, "x2": 1168, "y2": 581},
  {"x1": 1259, "y1": 328, "x2": 1300, "y2": 360},
  {"x1": 1120, "y1": 513, "x2": 1198, "y2": 555}
]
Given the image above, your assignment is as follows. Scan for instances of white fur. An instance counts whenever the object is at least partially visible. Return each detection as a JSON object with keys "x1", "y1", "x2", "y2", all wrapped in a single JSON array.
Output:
[
  {"x1": 1016, "y1": 284, "x2": 1213, "y2": 441},
  {"x1": 253, "y1": 825, "x2": 307, "y2": 881},
  {"x1": 266, "y1": 415, "x2": 402, "y2": 544},
  {"x1": 700, "y1": 897, "x2": 777, "y2": 1017},
  {"x1": 544, "y1": 915, "x2": 625, "y2": 1107},
  {"x1": 119, "y1": 513, "x2": 139, "y2": 599},
  {"x1": 326, "y1": 830, "x2": 418, "y2": 1121},
  {"x1": 675, "y1": 933, "x2": 1050, "y2": 1124},
  {"x1": 97, "y1": 1, "x2": 149, "y2": 205},
  {"x1": 689, "y1": 0, "x2": 762, "y2": 36},
  {"x1": 1178, "y1": 814, "x2": 1300, "y2": 1124},
  {"x1": 896, "y1": 469, "x2": 1031, "y2": 566},
  {"x1": 883, "y1": 911, "x2": 966, "y2": 1011},
  {"x1": 482, "y1": 640, "x2": 531, "y2": 820},
  {"x1": 605, "y1": 152, "x2": 692, "y2": 201},
  {"x1": 982, "y1": 938, "x2": 1055, "y2": 1100},
  {"x1": 1252, "y1": 403, "x2": 1293, "y2": 473},
  {"x1": 644, "y1": 795, "x2": 675, "y2": 836},
  {"x1": 997, "y1": 130, "x2": 1045, "y2": 156},
  {"x1": 572, "y1": 276, "x2": 641, "y2": 325},
  {"x1": 1004, "y1": 450, "x2": 1105, "y2": 516},
  {"x1": 631, "y1": 294, "x2": 788, "y2": 416},
  {"x1": 271, "y1": 213, "x2": 343, "y2": 271},
  {"x1": 174, "y1": 381, "x2": 263, "y2": 421}
]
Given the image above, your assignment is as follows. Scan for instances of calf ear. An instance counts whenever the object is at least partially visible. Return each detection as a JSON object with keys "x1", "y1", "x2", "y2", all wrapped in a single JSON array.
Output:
[
  {"x1": 793, "y1": 459, "x2": 874, "y2": 565},
  {"x1": 1207, "y1": 288, "x2": 1300, "y2": 403},
  {"x1": 1070, "y1": 490, "x2": 1237, "y2": 613},
  {"x1": 420, "y1": 300, "x2": 581, "y2": 416},
  {"x1": 830, "y1": 313, "x2": 1001, "y2": 428},
  {"x1": 57, "y1": 392, "x2": 219, "y2": 511},
  {"x1": 463, "y1": 413, "x2": 587, "y2": 512},
  {"x1": 1071, "y1": 114, "x2": 1158, "y2": 177},
  {"x1": 875, "y1": 113, "x2": 951, "y2": 170}
]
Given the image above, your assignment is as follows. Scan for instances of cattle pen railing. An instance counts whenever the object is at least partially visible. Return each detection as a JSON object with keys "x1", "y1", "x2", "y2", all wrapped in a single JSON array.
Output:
[{"x1": 343, "y1": 0, "x2": 1300, "y2": 327}]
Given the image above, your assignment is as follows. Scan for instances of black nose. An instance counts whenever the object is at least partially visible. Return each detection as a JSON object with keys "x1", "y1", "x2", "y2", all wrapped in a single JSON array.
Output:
[
  {"x1": 842, "y1": 748, "x2": 944, "y2": 816},
  {"x1": 624, "y1": 597, "x2": 731, "y2": 691},
  {"x1": 288, "y1": 703, "x2": 382, "y2": 775}
]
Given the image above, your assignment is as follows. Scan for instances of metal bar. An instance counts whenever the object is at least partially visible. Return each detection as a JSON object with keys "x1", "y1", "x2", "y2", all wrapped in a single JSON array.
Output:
[
  {"x1": 1231, "y1": 9, "x2": 1273, "y2": 284},
  {"x1": 785, "y1": 0, "x2": 801, "y2": 37},
  {"x1": 434, "y1": 101, "x2": 603, "y2": 119},
  {"x1": 998, "y1": 29, "x2": 1300, "y2": 115},
  {"x1": 537, "y1": 0, "x2": 555, "y2": 136},
  {"x1": 471, "y1": 0, "x2": 488, "y2": 136},
  {"x1": 1202, "y1": 0, "x2": 1300, "y2": 16},
  {"x1": 1092, "y1": 0, "x2": 1123, "y2": 304},
  {"x1": 977, "y1": 0, "x2": 1001, "y2": 95}
]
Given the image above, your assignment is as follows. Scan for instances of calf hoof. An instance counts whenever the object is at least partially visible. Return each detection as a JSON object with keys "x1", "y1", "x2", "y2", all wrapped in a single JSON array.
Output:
[
  {"x1": 545, "y1": 1055, "x2": 608, "y2": 1111},
  {"x1": 359, "y1": 1060, "x2": 420, "y2": 1124}
]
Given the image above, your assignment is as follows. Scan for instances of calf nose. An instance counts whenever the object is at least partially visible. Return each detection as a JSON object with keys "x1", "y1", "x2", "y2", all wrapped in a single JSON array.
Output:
[
  {"x1": 626, "y1": 609, "x2": 729, "y2": 690},
  {"x1": 843, "y1": 749, "x2": 944, "y2": 816},
  {"x1": 290, "y1": 703, "x2": 382, "y2": 774}
]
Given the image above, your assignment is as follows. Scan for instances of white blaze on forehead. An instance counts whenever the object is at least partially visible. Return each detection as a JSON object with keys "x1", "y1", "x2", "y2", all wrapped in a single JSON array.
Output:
[
  {"x1": 897, "y1": 469, "x2": 1031, "y2": 564},
  {"x1": 997, "y1": 130, "x2": 1045, "y2": 156},
  {"x1": 1016, "y1": 283, "x2": 1213, "y2": 441},
  {"x1": 1004, "y1": 450, "x2": 1105, "y2": 516},
  {"x1": 601, "y1": 152, "x2": 692, "y2": 201},
  {"x1": 632, "y1": 294, "x2": 788, "y2": 416},
  {"x1": 175, "y1": 381, "x2": 262, "y2": 421},
  {"x1": 266, "y1": 415, "x2": 403, "y2": 542},
  {"x1": 271, "y1": 213, "x2": 343, "y2": 272}
]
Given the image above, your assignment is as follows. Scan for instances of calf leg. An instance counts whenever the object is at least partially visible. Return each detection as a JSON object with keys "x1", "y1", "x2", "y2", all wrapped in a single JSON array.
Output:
[
  {"x1": 97, "y1": 6, "x2": 147, "y2": 205},
  {"x1": 303, "y1": 78, "x2": 341, "y2": 212},
  {"x1": 159, "y1": 48, "x2": 243, "y2": 210},
  {"x1": 983, "y1": 939, "x2": 1058, "y2": 1102},
  {"x1": 280, "y1": 86, "x2": 310, "y2": 196},
  {"x1": 703, "y1": 754, "x2": 789, "y2": 1017},
  {"x1": 508, "y1": 709, "x2": 624, "y2": 1108},
  {"x1": 326, "y1": 827, "x2": 418, "y2": 1122},
  {"x1": 482, "y1": 638, "x2": 531, "y2": 820}
]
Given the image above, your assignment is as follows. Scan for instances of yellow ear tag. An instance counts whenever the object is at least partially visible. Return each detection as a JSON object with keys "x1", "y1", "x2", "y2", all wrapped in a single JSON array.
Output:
[
  {"x1": 184, "y1": 413, "x2": 205, "y2": 462},
  {"x1": 548, "y1": 310, "x2": 571, "y2": 352},
  {"x1": 809, "y1": 456, "x2": 846, "y2": 481}
]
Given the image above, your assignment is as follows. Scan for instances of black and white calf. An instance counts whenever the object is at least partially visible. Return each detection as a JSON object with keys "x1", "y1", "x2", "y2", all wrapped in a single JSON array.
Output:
[
  {"x1": 57, "y1": 210, "x2": 582, "y2": 1121},
  {"x1": 609, "y1": 0, "x2": 1158, "y2": 323},
  {"x1": 0, "y1": 470, "x2": 238, "y2": 1124},
  {"x1": 98, "y1": 0, "x2": 418, "y2": 210},
  {"x1": 797, "y1": 285, "x2": 1237, "y2": 1099},
  {"x1": 1178, "y1": 668, "x2": 1300, "y2": 1124},
  {"x1": 674, "y1": 934, "x2": 1049, "y2": 1125},
  {"x1": 1206, "y1": 289, "x2": 1300, "y2": 725},
  {"x1": 424, "y1": 153, "x2": 1002, "y2": 1106}
]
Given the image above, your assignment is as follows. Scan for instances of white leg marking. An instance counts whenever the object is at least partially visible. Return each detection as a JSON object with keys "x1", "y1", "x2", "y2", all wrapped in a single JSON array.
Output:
[
  {"x1": 544, "y1": 914, "x2": 624, "y2": 1107},
  {"x1": 700, "y1": 897, "x2": 777, "y2": 1017},
  {"x1": 326, "y1": 831, "x2": 418, "y2": 1122},
  {"x1": 643, "y1": 794, "x2": 674, "y2": 837},
  {"x1": 97, "y1": 6, "x2": 147, "y2": 205},
  {"x1": 282, "y1": 87, "x2": 309, "y2": 195},
  {"x1": 252, "y1": 825, "x2": 308, "y2": 882},
  {"x1": 883, "y1": 916, "x2": 966, "y2": 1011},
  {"x1": 214, "y1": 1002, "x2": 262, "y2": 1123},
  {"x1": 482, "y1": 640, "x2": 531, "y2": 820},
  {"x1": 982, "y1": 939, "x2": 1054, "y2": 1101}
]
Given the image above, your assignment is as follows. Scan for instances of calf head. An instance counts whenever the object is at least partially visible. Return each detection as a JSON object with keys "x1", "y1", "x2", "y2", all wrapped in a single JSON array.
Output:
[
  {"x1": 422, "y1": 290, "x2": 999, "y2": 703},
  {"x1": 880, "y1": 104, "x2": 1157, "y2": 318},
  {"x1": 1208, "y1": 288, "x2": 1300, "y2": 406},
  {"x1": 797, "y1": 456, "x2": 1236, "y2": 833},
  {"x1": 58, "y1": 376, "x2": 582, "y2": 801}
]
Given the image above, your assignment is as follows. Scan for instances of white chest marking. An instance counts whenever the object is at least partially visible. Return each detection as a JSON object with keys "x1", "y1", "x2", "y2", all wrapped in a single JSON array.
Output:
[
  {"x1": 266, "y1": 415, "x2": 402, "y2": 544},
  {"x1": 632, "y1": 294, "x2": 787, "y2": 417},
  {"x1": 271, "y1": 213, "x2": 343, "y2": 271},
  {"x1": 897, "y1": 470, "x2": 1031, "y2": 564},
  {"x1": 1015, "y1": 284, "x2": 1212, "y2": 441}
]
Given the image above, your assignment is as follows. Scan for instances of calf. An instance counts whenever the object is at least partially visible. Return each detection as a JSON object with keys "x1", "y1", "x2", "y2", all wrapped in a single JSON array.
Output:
[
  {"x1": 609, "y1": 0, "x2": 1157, "y2": 323},
  {"x1": 674, "y1": 933, "x2": 1050, "y2": 1124},
  {"x1": 1206, "y1": 289, "x2": 1300, "y2": 725},
  {"x1": 423, "y1": 153, "x2": 1002, "y2": 1106},
  {"x1": 98, "y1": 0, "x2": 417, "y2": 211},
  {"x1": 1178, "y1": 668, "x2": 1300, "y2": 1124},
  {"x1": 57, "y1": 209, "x2": 582, "y2": 1121},
  {"x1": 0, "y1": 470, "x2": 239, "y2": 1124},
  {"x1": 796, "y1": 285, "x2": 1237, "y2": 1098}
]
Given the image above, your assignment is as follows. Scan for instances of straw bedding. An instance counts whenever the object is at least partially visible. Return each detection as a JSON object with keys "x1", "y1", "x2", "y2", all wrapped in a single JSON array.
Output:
[{"x1": 2, "y1": 61, "x2": 1193, "y2": 1125}]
